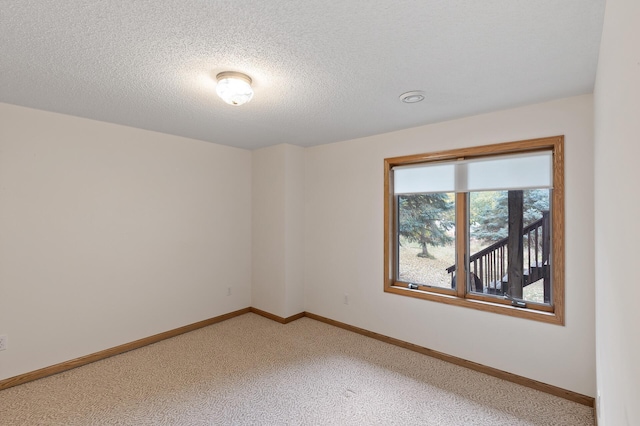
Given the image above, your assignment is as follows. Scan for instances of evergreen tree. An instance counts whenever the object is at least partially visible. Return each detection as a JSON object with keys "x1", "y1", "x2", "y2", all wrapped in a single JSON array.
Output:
[
  {"x1": 398, "y1": 193, "x2": 454, "y2": 258},
  {"x1": 471, "y1": 189, "x2": 549, "y2": 243}
]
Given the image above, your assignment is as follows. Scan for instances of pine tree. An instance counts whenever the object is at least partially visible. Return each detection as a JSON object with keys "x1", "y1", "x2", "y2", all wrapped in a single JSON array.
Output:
[
  {"x1": 398, "y1": 193, "x2": 454, "y2": 258},
  {"x1": 471, "y1": 189, "x2": 549, "y2": 243}
]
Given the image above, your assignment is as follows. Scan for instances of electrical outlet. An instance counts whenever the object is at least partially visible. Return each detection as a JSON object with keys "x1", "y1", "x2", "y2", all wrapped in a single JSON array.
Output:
[
  {"x1": 344, "y1": 294, "x2": 349, "y2": 305},
  {"x1": 0, "y1": 335, "x2": 7, "y2": 351},
  {"x1": 227, "y1": 287, "x2": 232, "y2": 296}
]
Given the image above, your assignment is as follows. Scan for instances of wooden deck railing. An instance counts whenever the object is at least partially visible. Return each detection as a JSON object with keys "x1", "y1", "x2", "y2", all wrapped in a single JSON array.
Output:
[{"x1": 447, "y1": 211, "x2": 550, "y2": 302}]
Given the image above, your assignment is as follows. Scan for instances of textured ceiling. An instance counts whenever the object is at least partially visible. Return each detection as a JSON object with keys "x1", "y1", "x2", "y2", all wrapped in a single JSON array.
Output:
[{"x1": 0, "y1": 1, "x2": 605, "y2": 150}]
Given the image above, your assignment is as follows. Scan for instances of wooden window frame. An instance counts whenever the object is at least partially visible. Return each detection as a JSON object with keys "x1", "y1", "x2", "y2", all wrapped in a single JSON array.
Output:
[{"x1": 384, "y1": 136, "x2": 565, "y2": 325}]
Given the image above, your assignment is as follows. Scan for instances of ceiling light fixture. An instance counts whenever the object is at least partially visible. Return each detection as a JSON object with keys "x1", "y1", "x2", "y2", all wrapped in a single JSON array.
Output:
[
  {"x1": 215, "y1": 71, "x2": 254, "y2": 106},
  {"x1": 399, "y1": 90, "x2": 425, "y2": 104}
]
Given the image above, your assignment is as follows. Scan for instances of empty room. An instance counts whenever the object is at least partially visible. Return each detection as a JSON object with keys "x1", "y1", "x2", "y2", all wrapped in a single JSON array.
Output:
[{"x1": 0, "y1": 1, "x2": 637, "y2": 425}]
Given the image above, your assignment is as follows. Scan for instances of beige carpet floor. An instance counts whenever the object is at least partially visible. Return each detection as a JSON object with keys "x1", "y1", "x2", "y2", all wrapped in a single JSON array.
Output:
[{"x1": 0, "y1": 313, "x2": 594, "y2": 425}]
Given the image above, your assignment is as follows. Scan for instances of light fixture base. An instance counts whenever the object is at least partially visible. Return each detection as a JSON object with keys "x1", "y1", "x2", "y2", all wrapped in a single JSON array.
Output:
[{"x1": 216, "y1": 71, "x2": 252, "y2": 86}]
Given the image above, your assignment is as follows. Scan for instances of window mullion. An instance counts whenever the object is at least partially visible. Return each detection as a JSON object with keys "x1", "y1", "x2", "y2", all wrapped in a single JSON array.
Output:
[{"x1": 455, "y1": 192, "x2": 467, "y2": 298}]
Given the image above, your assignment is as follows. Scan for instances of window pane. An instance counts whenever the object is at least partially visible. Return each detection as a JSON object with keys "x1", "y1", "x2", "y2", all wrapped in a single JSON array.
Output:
[
  {"x1": 468, "y1": 189, "x2": 552, "y2": 304},
  {"x1": 397, "y1": 192, "x2": 456, "y2": 289}
]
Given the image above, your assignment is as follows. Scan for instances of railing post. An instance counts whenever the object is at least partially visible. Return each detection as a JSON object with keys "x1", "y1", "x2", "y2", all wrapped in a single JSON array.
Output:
[
  {"x1": 542, "y1": 210, "x2": 551, "y2": 303},
  {"x1": 507, "y1": 191, "x2": 524, "y2": 299}
]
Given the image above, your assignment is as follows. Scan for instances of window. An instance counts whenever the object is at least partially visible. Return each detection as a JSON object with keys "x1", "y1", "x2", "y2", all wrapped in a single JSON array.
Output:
[{"x1": 384, "y1": 136, "x2": 564, "y2": 324}]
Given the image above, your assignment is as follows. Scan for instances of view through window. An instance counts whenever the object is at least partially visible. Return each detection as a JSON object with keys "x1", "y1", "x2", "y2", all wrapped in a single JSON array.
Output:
[{"x1": 385, "y1": 136, "x2": 564, "y2": 324}]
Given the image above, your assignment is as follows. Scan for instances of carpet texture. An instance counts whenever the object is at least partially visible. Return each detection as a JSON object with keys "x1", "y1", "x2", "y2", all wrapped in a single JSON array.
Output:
[{"x1": 0, "y1": 313, "x2": 594, "y2": 425}]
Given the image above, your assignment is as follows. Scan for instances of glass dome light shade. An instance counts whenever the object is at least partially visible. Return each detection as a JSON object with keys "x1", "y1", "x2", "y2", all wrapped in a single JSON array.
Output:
[{"x1": 215, "y1": 72, "x2": 253, "y2": 106}]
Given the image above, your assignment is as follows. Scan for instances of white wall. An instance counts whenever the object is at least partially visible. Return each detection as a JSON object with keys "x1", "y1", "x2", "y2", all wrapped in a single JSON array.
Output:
[
  {"x1": 252, "y1": 144, "x2": 305, "y2": 318},
  {"x1": 0, "y1": 103, "x2": 252, "y2": 381},
  {"x1": 594, "y1": 0, "x2": 640, "y2": 423},
  {"x1": 283, "y1": 145, "x2": 305, "y2": 317},
  {"x1": 252, "y1": 145, "x2": 286, "y2": 316},
  {"x1": 305, "y1": 95, "x2": 596, "y2": 396},
  {"x1": 0, "y1": 95, "x2": 598, "y2": 398}
]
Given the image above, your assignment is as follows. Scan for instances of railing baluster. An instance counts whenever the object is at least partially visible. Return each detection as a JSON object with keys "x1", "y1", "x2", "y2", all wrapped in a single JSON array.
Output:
[
  {"x1": 487, "y1": 252, "x2": 496, "y2": 290},
  {"x1": 494, "y1": 250, "x2": 498, "y2": 292},
  {"x1": 527, "y1": 231, "x2": 532, "y2": 273},
  {"x1": 496, "y1": 248, "x2": 499, "y2": 293},
  {"x1": 534, "y1": 227, "x2": 541, "y2": 266},
  {"x1": 489, "y1": 252, "x2": 495, "y2": 289},
  {"x1": 500, "y1": 246, "x2": 504, "y2": 293}
]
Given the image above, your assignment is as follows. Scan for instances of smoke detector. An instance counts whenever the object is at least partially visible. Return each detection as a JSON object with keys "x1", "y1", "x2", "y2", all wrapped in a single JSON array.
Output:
[{"x1": 399, "y1": 91, "x2": 426, "y2": 103}]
